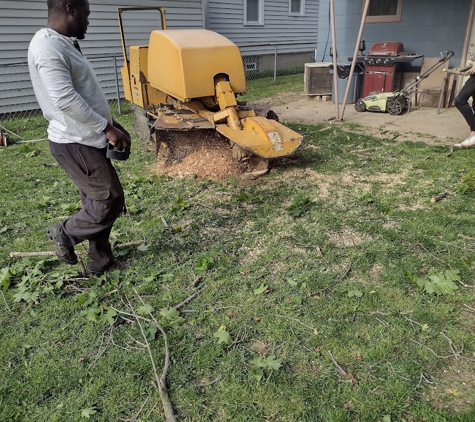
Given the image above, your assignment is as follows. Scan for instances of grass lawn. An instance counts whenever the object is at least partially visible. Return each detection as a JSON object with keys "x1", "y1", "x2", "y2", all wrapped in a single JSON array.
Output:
[{"x1": 1, "y1": 77, "x2": 475, "y2": 421}]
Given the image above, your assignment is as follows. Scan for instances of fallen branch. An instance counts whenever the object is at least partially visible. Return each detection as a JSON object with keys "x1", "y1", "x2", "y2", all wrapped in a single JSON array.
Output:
[
  {"x1": 10, "y1": 240, "x2": 145, "y2": 258},
  {"x1": 174, "y1": 286, "x2": 206, "y2": 310},
  {"x1": 131, "y1": 287, "x2": 177, "y2": 422},
  {"x1": 328, "y1": 351, "x2": 346, "y2": 376}
]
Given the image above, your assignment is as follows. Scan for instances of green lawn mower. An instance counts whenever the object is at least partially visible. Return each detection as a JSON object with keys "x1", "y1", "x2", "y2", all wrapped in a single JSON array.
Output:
[{"x1": 355, "y1": 50, "x2": 454, "y2": 115}]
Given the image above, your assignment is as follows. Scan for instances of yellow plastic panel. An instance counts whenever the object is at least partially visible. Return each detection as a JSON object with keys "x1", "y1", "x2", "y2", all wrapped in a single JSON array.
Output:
[{"x1": 148, "y1": 29, "x2": 246, "y2": 102}]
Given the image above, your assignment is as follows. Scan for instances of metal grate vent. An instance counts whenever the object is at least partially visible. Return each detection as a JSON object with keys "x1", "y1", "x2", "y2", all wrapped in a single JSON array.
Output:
[{"x1": 304, "y1": 63, "x2": 332, "y2": 95}]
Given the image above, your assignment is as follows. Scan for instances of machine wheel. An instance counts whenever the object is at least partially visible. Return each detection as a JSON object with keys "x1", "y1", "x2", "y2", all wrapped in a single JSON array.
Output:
[
  {"x1": 387, "y1": 98, "x2": 404, "y2": 115},
  {"x1": 355, "y1": 99, "x2": 366, "y2": 112}
]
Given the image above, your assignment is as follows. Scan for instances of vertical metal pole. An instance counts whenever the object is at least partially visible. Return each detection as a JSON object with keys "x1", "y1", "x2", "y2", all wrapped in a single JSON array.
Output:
[
  {"x1": 113, "y1": 55, "x2": 122, "y2": 115},
  {"x1": 340, "y1": 0, "x2": 370, "y2": 121},
  {"x1": 274, "y1": 44, "x2": 278, "y2": 83},
  {"x1": 330, "y1": 0, "x2": 339, "y2": 120}
]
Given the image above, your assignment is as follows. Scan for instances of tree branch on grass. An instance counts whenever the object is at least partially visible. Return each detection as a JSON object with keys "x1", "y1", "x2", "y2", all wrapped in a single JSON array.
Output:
[
  {"x1": 174, "y1": 286, "x2": 206, "y2": 310},
  {"x1": 129, "y1": 287, "x2": 177, "y2": 422}
]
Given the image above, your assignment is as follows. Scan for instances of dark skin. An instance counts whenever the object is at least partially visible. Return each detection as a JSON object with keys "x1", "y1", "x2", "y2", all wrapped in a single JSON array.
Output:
[{"x1": 47, "y1": 0, "x2": 131, "y2": 150}]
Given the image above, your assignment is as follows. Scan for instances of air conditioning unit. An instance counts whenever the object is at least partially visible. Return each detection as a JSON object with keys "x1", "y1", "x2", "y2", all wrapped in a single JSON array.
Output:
[{"x1": 304, "y1": 62, "x2": 332, "y2": 96}]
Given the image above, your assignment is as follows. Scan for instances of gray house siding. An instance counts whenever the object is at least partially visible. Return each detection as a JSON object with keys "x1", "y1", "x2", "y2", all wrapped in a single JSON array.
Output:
[
  {"x1": 206, "y1": 0, "x2": 319, "y2": 78},
  {"x1": 0, "y1": 0, "x2": 204, "y2": 116},
  {"x1": 316, "y1": 0, "x2": 470, "y2": 68},
  {"x1": 207, "y1": 0, "x2": 319, "y2": 48}
]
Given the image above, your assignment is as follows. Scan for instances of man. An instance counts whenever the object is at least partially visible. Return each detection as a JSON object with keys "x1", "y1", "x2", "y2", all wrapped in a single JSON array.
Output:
[
  {"x1": 454, "y1": 59, "x2": 475, "y2": 148},
  {"x1": 28, "y1": 0, "x2": 131, "y2": 276}
]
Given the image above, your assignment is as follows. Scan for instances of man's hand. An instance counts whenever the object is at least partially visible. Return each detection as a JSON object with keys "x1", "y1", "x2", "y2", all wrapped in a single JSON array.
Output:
[
  {"x1": 104, "y1": 121, "x2": 131, "y2": 150},
  {"x1": 466, "y1": 59, "x2": 475, "y2": 75}
]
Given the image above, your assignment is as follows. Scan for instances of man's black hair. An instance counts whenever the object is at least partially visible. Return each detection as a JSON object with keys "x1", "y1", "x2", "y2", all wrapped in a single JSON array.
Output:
[{"x1": 47, "y1": 0, "x2": 85, "y2": 14}]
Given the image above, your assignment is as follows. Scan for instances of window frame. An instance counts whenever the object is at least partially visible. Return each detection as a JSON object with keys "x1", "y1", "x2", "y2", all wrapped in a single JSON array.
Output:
[
  {"x1": 365, "y1": 0, "x2": 403, "y2": 23},
  {"x1": 244, "y1": 0, "x2": 264, "y2": 26},
  {"x1": 289, "y1": 0, "x2": 306, "y2": 17}
]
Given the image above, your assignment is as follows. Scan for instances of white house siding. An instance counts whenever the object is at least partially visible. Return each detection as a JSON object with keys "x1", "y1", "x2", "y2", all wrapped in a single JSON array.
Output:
[{"x1": 0, "y1": 0, "x2": 204, "y2": 116}]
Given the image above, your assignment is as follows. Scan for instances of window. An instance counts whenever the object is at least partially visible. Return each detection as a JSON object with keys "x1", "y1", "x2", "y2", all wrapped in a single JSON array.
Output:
[
  {"x1": 289, "y1": 0, "x2": 305, "y2": 16},
  {"x1": 365, "y1": 0, "x2": 402, "y2": 23},
  {"x1": 244, "y1": 0, "x2": 263, "y2": 25}
]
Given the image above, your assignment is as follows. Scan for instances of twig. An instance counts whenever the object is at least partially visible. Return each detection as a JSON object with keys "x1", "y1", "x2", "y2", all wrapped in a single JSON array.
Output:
[
  {"x1": 174, "y1": 286, "x2": 206, "y2": 310},
  {"x1": 463, "y1": 304, "x2": 475, "y2": 312},
  {"x1": 263, "y1": 408, "x2": 284, "y2": 419},
  {"x1": 275, "y1": 314, "x2": 315, "y2": 331},
  {"x1": 405, "y1": 317, "x2": 424, "y2": 328},
  {"x1": 440, "y1": 332, "x2": 462, "y2": 359},
  {"x1": 197, "y1": 375, "x2": 223, "y2": 387},
  {"x1": 328, "y1": 351, "x2": 347, "y2": 376},
  {"x1": 131, "y1": 287, "x2": 177, "y2": 422},
  {"x1": 109, "y1": 306, "x2": 151, "y2": 323},
  {"x1": 87, "y1": 325, "x2": 114, "y2": 371},
  {"x1": 410, "y1": 339, "x2": 448, "y2": 359},
  {"x1": 416, "y1": 242, "x2": 446, "y2": 265},
  {"x1": 315, "y1": 262, "x2": 352, "y2": 294},
  {"x1": 9, "y1": 240, "x2": 145, "y2": 258},
  {"x1": 416, "y1": 371, "x2": 434, "y2": 389},
  {"x1": 119, "y1": 397, "x2": 149, "y2": 422},
  {"x1": 1, "y1": 290, "x2": 10, "y2": 311}
]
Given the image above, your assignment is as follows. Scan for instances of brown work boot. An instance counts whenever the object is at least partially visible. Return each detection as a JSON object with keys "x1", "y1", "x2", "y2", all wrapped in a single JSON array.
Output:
[
  {"x1": 47, "y1": 224, "x2": 78, "y2": 265},
  {"x1": 86, "y1": 260, "x2": 130, "y2": 277}
]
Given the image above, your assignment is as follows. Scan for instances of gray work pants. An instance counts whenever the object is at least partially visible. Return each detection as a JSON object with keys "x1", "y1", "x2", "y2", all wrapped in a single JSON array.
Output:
[{"x1": 49, "y1": 141, "x2": 125, "y2": 272}]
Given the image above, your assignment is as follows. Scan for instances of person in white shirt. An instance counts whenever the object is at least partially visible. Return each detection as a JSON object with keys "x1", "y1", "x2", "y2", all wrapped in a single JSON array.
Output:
[{"x1": 28, "y1": 0, "x2": 131, "y2": 276}]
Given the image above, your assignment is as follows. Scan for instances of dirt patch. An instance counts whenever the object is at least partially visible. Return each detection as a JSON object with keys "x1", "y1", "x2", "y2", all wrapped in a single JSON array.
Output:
[
  {"x1": 427, "y1": 358, "x2": 475, "y2": 414},
  {"x1": 253, "y1": 93, "x2": 467, "y2": 146}
]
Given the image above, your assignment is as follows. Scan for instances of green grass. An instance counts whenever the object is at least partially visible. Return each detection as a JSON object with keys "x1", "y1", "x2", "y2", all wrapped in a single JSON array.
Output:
[
  {"x1": 240, "y1": 74, "x2": 304, "y2": 102},
  {"x1": 1, "y1": 95, "x2": 475, "y2": 421}
]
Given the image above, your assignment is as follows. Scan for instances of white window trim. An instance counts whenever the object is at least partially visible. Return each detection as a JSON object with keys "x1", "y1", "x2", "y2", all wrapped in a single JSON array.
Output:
[
  {"x1": 244, "y1": 0, "x2": 264, "y2": 26},
  {"x1": 289, "y1": 0, "x2": 306, "y2": 17}
]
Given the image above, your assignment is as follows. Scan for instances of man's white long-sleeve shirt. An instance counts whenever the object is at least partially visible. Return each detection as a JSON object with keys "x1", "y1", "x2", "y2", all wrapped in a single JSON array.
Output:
[{"x1": 28, "y1": 28, "x2": 111, "y2": 148}]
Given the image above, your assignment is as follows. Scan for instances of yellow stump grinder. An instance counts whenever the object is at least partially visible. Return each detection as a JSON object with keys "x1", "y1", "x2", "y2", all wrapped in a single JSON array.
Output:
[{"x1": 118, "y1": 7, "x2": 303, "y2": 177}]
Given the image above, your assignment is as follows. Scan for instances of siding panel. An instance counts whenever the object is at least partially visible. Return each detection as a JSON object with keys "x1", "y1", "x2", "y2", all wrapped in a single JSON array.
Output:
[{"x1": 0, "y1": 0, "x2": 204, "y2": 115}]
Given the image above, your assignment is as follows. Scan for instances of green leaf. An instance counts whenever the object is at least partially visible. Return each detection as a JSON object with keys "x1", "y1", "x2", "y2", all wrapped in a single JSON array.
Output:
[
  {"x1": 137, "y1": 305, "x2": 153, "y2": 316},
  {"x1": 348, "y1": 289, "x2": 363, "y2": 298},
  {"x1": 286, "y1": 195, "x2": 313, "y2": 218},
  {"x1": 287, "y1": 279, "x2": 299, "y2": 287},
  {"x1": 253, "y1": 283, "x2": 268, "y2": 295},
  {"x1": 252, "y1": 367, "x2": 264, "y2": 381},
  {"x1": 137, "y1": 243, "x2": 150, "y2": 252},
  {"x1": 0, "y1": 267, "x2": 12, "y2": 292},
  {"x1": 195, "y1": 257, "x2": 212, "y2": 272},
  {"x1": 81, "y1": 407, "x2": 97, "y2": 418},
  {"x1": 160, "y1": 307, "x2": 180, "y2": 321},
  {"x1": 264, "y1": 355, "x2": 283, "y2": 371},
  {"x1": 414, "y1": 270, "x2": 459, "y2": 295},
  {"x1": 101, "y1": 308, "x2": 117, "y2": 326},
  {"x1": 250, "y1": 356, "x2": 266, "y2": 368},
  {"x1": 214, "y1": 328, "x2": 232, "y2": 345}
]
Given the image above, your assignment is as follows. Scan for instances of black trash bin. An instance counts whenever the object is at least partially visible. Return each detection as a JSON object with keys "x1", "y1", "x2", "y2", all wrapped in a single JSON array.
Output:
[{"x1": 330, "y1": 64, "x2": 363, "y2": 104}]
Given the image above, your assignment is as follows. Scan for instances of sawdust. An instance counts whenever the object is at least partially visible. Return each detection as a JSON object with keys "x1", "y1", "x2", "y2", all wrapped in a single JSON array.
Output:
[{"x1": 154, "y1": 130, "x2": 246, "y2": 180}]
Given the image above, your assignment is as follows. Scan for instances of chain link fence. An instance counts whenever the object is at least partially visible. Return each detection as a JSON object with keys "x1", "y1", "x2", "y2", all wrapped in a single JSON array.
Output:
[{"x1": 0, "y1": 42, "x2": 315, "y2": 130}]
